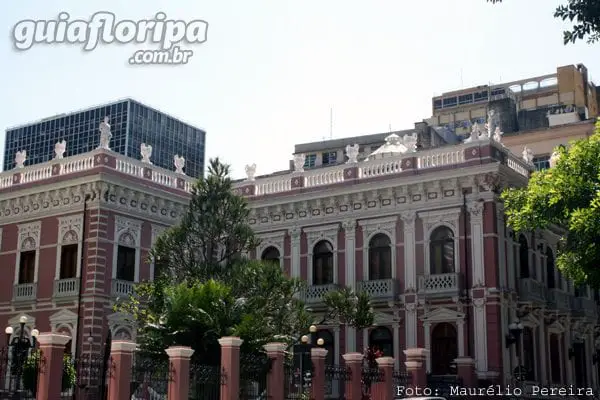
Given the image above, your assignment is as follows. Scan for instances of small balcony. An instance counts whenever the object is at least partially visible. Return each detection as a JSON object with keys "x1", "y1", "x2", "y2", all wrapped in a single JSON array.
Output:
[
  {"x1": 357, "y1": 279, "x2": 399, "y2": 302},
  {"x1": 13, "y1": 283, "x2": 37, "y2": 302},
  {"x1": 54, "y1": 278, "x2": 80, "y2": 298},
  {"x1": 111, "y1": 279, "x2": 135, "y2": 299},
  {"x1": 547, "y1": 289, "x2": 571, "y2": 312},
  {"x1": 418, "y1": 273, "x2": 462, "y2": 298},
  {"x1": 302, "y1": 284, "x2": 339, "y2": 305},
  {"x1": 573, "y1": 297, "x2": 596, "y2": 319},
  {"x1": 517, "y1": 279, "x2": 546, "y2": 303}
]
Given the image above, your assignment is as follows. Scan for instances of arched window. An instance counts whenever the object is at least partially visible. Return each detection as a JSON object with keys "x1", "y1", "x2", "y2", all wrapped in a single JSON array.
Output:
[
  {"x1": 430, "y1": 323, "x2": 457, "y2": 375},
  {"x1": 546, "y1": 248, "x2": 555, "y2": 289},
  {"x1": 313, "y1": 241, "x2": 334, "y2": 285},
  {"x1": 261, "y1": 246, "x2": 280, "y2": 265},
  {"x1": 317, "y1": 329, "x2": 335, "y2": 366},
  {"x1": 519, "y1": 235, "x2": 529, "y2": 278},
  {"x1": 522, "y1": 327, "x2": 535, "y2": 381},
  {"x1": 429, "y1": 227, "x2": 455, "y2": 274},
  {"x1": 368, "y1": 234, "x2": 392, "y2": 280},
  {"x1": 369, "y1": 327, "x2": 393, "y2": 357}
]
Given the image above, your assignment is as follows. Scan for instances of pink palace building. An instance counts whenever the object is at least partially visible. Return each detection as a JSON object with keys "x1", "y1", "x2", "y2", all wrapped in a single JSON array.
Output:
[{"x1": 0, "y1": 116, "x2": 599, "y2": 394}]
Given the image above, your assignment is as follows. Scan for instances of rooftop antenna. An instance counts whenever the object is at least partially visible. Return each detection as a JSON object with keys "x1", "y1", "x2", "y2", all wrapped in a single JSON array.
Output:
[
  {"x1": 460, "y1": 68, "x2": 463, "y2": 87},
  {"x1": 389, "y1": 123, "x2": 392, "y2": 133}
]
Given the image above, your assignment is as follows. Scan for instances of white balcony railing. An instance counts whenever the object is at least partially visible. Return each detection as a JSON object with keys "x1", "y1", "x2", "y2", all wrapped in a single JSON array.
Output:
[
  {"x1": 357, "y1": 279, "x2": 399, "y2": 300},
  {"x1": 54, "y1": 278, "x2": 79, "y2": 298},
  {"x1": 418, "y1": 273, "x2": 461, "y2": 296},
  {"x1": 13, "y1": 283, "x2": 37, "y2": 302},
  {"x1": 547, "y1": 289, "x2": 572, "y2": 311},
  {"x1": 111, "y1": 279, "x2": 135, "y2": 298},
  {"x1": 303, "y1": 284, "x2": 339, "y2": 304},
  {"x1": 573, "y1": 297, "x2": 596, "y2": 318},
  {"x1": 518, "y1": 279, "x2": 546, "y2": 303}
]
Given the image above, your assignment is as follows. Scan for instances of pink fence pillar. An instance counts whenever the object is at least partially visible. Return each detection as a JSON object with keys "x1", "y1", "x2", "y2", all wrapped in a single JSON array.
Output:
[
  {"x1": 264, "y1": 343, "x2": 287, "y2": 399},
  {"x1": 374, "y1": 357, "x2": 394, "y2": 400},
  {"x1": 404, "y1": 348, "x2": 428, "y2": 393},
  {"x1": 219, "y1": 336, "x2": 243, "y2": 400},
  {"x1": 311, "y1": 348, "x2": 328, "y2": 400},
  {"x1": 108, "y1": 341, "x2": 137, "y2": 400},
  {"x1": 166, "y1": 346, "x2": 194, "y2": 400},
  {"x1": 342, "y1": 353, "x2": 363, "y2": 400},
  {"x1": 36, "y1": 333, "x2": 71, "y2": 400},
  {"x1": 455, "y1": 357, "x2": 476, "y2": 388}
]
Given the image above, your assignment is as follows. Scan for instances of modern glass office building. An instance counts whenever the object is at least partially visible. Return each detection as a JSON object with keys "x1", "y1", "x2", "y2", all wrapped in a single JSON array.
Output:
[{"x1": 3, "y1": 99, "x2": 206, "y2": 178}]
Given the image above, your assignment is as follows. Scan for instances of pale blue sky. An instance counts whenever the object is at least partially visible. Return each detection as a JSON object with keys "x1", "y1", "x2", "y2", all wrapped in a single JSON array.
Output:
[{"x1": 1, "y1": 0, "x2": 598, "y2": 179}]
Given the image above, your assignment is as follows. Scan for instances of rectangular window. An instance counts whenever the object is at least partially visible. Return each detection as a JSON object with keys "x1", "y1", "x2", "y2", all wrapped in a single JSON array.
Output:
[
  {"x1": 116, "y1": 246, "x2": 136, "y2": 281},
  {"x1": 60, "y1": 244, "x2": 78, "y2": 279},
  {"x1": 474, "y1": 91, "x2": 489, "y2": 102},
  {"x1": 322, "y1": 151, "x2": 337, "y2": 165},
  {"x1": 458, "y1": 94, "x2": 473, "y2": 105},
  {"x1": 433, "y1": 99, "x2": 443, "y2": 110},
  {"x1": 19, "y1": 251, "x2": 36, "y2": 284},
  {"x1": 442, "y1": 97, "x2": 457, "y2": 107},
  {"x1": 533, "y1": 155, "x2": 550, "y2": 171},
  {"x1": 304, "y1": 154, "x2": 316, "y2": 168}
]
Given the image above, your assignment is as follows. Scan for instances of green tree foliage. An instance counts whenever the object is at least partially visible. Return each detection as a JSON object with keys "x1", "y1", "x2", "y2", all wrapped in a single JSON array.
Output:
[
  {"x1": 116, "y1": 158, "x2": 374, "y2": 362},
  {"x1": 488, "y1": 0, "x2": 600, "y2": 44},
  {"x1": 501, "y1": 119, "x2": 600, "y2": 286}
]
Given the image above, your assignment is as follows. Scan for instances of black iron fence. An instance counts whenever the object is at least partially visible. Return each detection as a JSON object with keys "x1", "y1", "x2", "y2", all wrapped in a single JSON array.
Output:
[
  {"x1": 361, "y1": 365, "x2": 383, "y2": 398},
  {"x1": 239, "y1": 352, "x2": 271, "y2": 400},
  {"x1": 283, "y1": 359, "x2": 311, "y2": 400},
  {"x1": 427, "y1": 374, "x2": 462, "y2": 399},
  {"x1": 324, "y1": 363, "x2": 350, "y2": 398},
  {"x1": 61, "y1": 353, "x2": 113, "y2": 400},
  {"x1": 130, "y1": 352, "x2": 172, "y2": 400},
  {"x1": 189, "y1": 361, "x2": 223, "y2": 400},
  {"x1": 0, "y1": 346, "x2": 44, "y2": 400}
]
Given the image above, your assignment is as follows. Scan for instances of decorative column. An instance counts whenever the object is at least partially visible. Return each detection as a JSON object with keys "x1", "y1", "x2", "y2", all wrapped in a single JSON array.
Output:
[
  {"x1": 311, "y1": 347, "x2": 328, "y2": 400},
  {"x1": 343, "y1": 219, "x2": 357, "y2": 352},
  {"x1": 166, "y1": 346, "x2": 194, "y2": 400},
  {"x1": 565, "y1": 327, "x2": 573, "y2": 384},
  {"x1": 290, "y1": 227, "x2": 301, "y2": 278},
  {"x1": 468, "y1": 201, "x2": 485, "y2": 287},
  {"x1": 423, "y1": 322, "x2": 431, "y2": 373},
  {"x1": 219, "y1": 337, "x2": 243, "y2": 400},
  {"x1": 393, "y1": 317, "x2": 400, "y2": 369},
  {"x1": 457, "y1": 319, "x2": 465, "y2": 356},
  {"x1": 537, "y1": 323, "x2": 547, "y2": 384},
  {"x1": 36, "y1": 333, "x2": 71, "y2": 400},
  {"x1": 472, "y1": 298, "x2": 488, "y2": 373},
  {"x1": 401, "y1": 211, "x2": 417, "y2": 348},
  {"x1": 496, "y1": 204, "x2": 507, "y2": 288},
  {"x1": 108, "y1": 340, "x2": 137, "y2": 400},
  {"x1": 342, "y1": 353, "x2": 363, "y2": 400},
  {"x1": 264, "y1": 343, "x2": 287, "y2": 400},
  {"x1": 375, "y1": 357, "x2": 394, "y2": 400}
]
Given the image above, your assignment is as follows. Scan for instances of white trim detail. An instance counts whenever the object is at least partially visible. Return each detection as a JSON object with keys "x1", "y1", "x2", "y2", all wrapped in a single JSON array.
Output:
[
  {"x1": 8, "y1": 314, "x2": 36, "y2": 338},
  {"x1": 400, "y1": 211, "x2": 417, "y2": 290},
  {"x1": 472, "y1": 298, "x2": 488, "y2": 373},
  {"x1": 304, "y1": 224, "x2": 340, "y2": 285},
  {"x1": 359, "y1": 216, "x2": 398, "y2": 280},
  {"x1": 150, "y1": 224, "x2": 167, "y2": 281},
  {"x1": 343, "y1": 220, "x2": 357, "y2": 353},
  {"x1": 55, "y1": 214, "x2": 84, "y2": 280},
  {"x1": 107, "y1": 312, "x2": 136, "y2": 341},
  {"x1": 113, "y1": 215, "x2": 142, "y2": 282},
  {"x1": 468, "y1": 202, "x2": 485, "y2": 287},
  {"x1": 419, "y1": 208, "x2": 461, "y2": 276},
  {"x1": 15, "y1": 221, "x2": 41, "y2": 284},
  {"x1": 49, "y1": 309, "x2": 78, "y2": 354},
  {"x1": 290, "y1": 227, "x2": 301, "y2": 278}
]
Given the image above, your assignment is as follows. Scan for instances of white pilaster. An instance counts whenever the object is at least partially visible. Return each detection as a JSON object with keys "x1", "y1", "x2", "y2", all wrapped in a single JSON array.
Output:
[
  {"x1": 290, "y1": 227, "x2": 301, "y2": 278},
  {"x1": 507, "y1": 234, "x2": 515, "y2": 289},
  {"x1": 565, "y1": 328, "x2": 573, "y2": 384},
  {"x1": 468, "y1": 202, "x2": 485, "y2": 287},
  {"x1": 400, "y1": 211, "x2": 417, "y2": 290},
  {"x1": 473, "y1": 298, "x2": 488, "y2": 372},
  {"x1": 457, "y1": 319, "x2": 465, "y2": 356},
  {"x1": 393, "y1": 321, "x2": 400, "y2": 369},
  {"x1": 538, "y1": 323, "x2": 547, "y2": 384},
  {"x1": 496, "y1": 204, "x2": 507, "y2": 288},
  {"x1": 334, "y1": 326, "x2": 340, "y2": 397},
  {"x1": 343, "y1": 220, "x2": 357, "y2": 353},
  {"x1": 405, "y1": 304, "x2": 417, "y2": 348},
  {"x1": 424, "y1": 322, "x2": 431, "y2": 373}
]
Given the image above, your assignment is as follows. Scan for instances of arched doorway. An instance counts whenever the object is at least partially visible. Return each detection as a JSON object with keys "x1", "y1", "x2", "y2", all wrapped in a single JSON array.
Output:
[
  {"x1": 369, "y1": 327, "x2": 393, "y2": 357},
  {"x1": 430, "y1": 323, "x2": 457, "y2": 375},
  {"x1": 261, "y1": 246, "x2": 280, "y2": 265},
  {"x1": 368, "y1": 234, "x2": 392, "y2": 280},
  {"x1": 312, "y1": 241, "x2": 334, "y2": 285}
]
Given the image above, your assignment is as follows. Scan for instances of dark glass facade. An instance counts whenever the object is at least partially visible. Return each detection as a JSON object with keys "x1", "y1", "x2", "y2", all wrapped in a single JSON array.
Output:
[{"x1": 3, "y1": 99, "x2": 206, "y2": 178}]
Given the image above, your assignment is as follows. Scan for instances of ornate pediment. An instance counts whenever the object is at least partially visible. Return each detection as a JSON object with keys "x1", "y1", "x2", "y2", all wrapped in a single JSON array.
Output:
[
  {"x1": 49, "y1": 309, "x2": 78, "y2": 324},
  {"x1": 8, "y1": 313, "x2": 36, "y2": 327},
  {"x1": 420, "y1": 307, "x2": 465, "y2": 322}
]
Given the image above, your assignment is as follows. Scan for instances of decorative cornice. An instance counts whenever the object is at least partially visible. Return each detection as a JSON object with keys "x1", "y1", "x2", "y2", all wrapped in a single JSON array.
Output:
[{"x1": 58, "y1": 214, "x2": 83, "y2": 244}]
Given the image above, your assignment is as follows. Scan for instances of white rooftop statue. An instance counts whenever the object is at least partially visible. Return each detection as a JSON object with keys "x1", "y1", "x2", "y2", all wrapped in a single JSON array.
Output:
[
  {"x1": 98, "y1": 116, "x2": 112, "y2": 150},
  {"x1": 345, "y1": 144, "x2": 359, "y2": 164},
  {"x1": 367, "y1": 133, "x2": 417, "y2": 160},
  {"x1": 522, "y1": 146, "x2": 534, "y2": 165},
  {"x1": 293, "y1": 154, "x2": 305, "y2": 173},
  {"x1": 54, "y1": 140, "x2": 66, "y2": 159},
  {"x1": 245, "y1": 164, "x2": 256, "y2": 181},
  {"x1": 141, "y1": 143, "x2": 153, "y2": 164},
  {"x1": 174, "y1": 154, "x2": 185, "y2": 174},
  {"x1": 14, "y1": 150, "x2": 26, "y2": 169}
]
